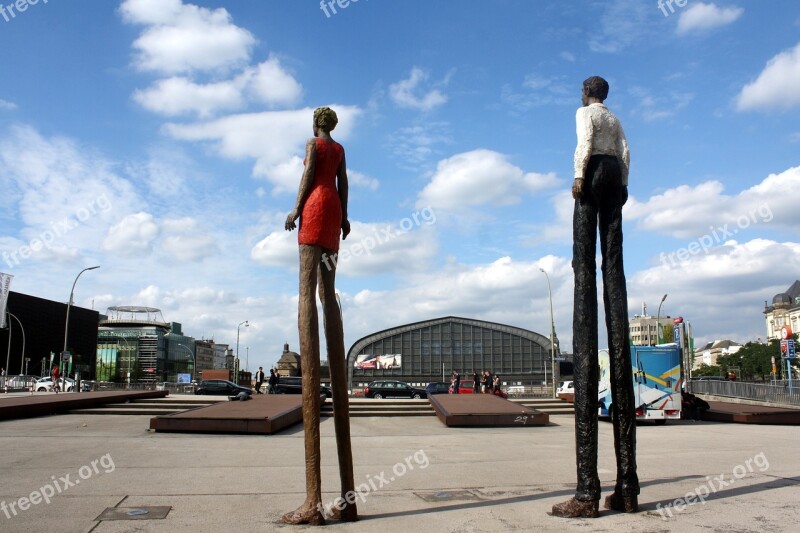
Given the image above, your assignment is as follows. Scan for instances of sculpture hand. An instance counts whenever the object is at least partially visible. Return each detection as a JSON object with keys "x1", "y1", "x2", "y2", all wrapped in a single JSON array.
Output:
[
  {"x1": 572, "y1": 178, "x2": 584, "y2": 200},
  {"x1": 285, "y1": 210, "x2": 299, "y2": 231},
  {"x1": 341, "y1": 219, "x2": 351, "y2": 240}
]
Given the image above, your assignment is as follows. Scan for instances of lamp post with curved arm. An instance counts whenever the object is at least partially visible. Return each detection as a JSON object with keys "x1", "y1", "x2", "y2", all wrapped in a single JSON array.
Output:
[
  {"x1": 236, "y1": 320, "x2": 249, "y2": 378},
  {"x1": 539, "y1": 268, "x2": 558, "y2": 398},
  {"x1": 177, "y1": 343, "x2": 195, "y2": 382},
  {"x1": 656, "y1": 294, "x2": 668, "y2": 345},
  {"x1": 63, "y1": 266, "x2": 100, "y2": 393}
]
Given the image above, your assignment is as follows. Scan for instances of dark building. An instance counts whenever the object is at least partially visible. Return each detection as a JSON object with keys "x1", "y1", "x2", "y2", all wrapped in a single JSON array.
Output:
[
  {"x1": 347, "y1": 316, "x2": 556, "y2": 389},
  {"x1": 1, "y1": 291, "x2": 99, "y2": 377}
]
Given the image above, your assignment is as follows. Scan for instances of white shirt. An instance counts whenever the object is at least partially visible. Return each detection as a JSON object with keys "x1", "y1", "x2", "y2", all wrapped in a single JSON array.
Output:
[{"x1": 573, "y1": 103, "x2": 630, "y2": 185}]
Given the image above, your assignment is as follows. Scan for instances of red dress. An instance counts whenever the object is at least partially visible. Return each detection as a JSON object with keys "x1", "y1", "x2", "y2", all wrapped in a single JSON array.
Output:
[{"x1": 298, "y1": 138, "x2": 344, "y2": 252}]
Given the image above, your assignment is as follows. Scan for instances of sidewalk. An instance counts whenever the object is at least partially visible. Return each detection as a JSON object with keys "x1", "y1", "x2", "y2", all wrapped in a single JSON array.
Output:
[{"x1": 0, "y1": 411, "x2": 797, "y2": 532}]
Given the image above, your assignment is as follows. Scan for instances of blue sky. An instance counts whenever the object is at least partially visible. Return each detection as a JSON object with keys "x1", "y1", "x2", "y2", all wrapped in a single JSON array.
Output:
[{"x1": 1, "y1": 0, "x2": 799, "y2": 369}]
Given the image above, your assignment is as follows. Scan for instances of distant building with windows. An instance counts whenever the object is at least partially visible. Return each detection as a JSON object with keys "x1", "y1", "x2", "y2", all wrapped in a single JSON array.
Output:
[
  {"x1": 629, "y1": 304, "x2": 672, "y2": 346},
  {"x1": 346, "y1": 316, "x2": 556, "y2": 390},
  {"x1": 96, "y1": 306, "x2": 195, "y2": 384},
  {"x1": 693, "y1": 339, "x2": 742, "y2": 369},
  {"x1": 764, "y1": 280, "x2": 800, "y2": 341}
]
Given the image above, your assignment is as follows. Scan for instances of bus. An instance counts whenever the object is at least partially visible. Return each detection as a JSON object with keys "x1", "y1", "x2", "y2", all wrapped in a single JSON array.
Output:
[{"x1": 598, "y1": 344, "x2": 682, "y2": 425}]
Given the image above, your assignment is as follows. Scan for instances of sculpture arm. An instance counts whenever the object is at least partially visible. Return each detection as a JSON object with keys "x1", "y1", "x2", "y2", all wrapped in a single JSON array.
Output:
[
  {"x1": 618, "y1": 123, "x2": 630, "y2": 187},
  {"x1": 285, "y1": 139, "x2": 317, "y2": 231},
  {"x1": 337, "y1": 149, "x2": 350, "y2": 240},
  {"x1": 573, "y1": 107, "x2": 594, "y2": 180}
]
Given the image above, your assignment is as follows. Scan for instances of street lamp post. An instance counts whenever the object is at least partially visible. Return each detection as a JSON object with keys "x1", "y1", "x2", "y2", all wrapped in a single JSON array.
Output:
[
  {"x1": 236, "y1": 320, "x2": 249, "y2": 378},
  {"x1": 5, "y1": 312, "x2": 24, "y2": 376},
  {"x1": 7, "y1": 313, "x2": 25, "y2": 376},
  {"x1": 539, "y1": 268, "x2": 558, "y2": 398},
  {"x1": 63, "y1": 266, "x2": 100, "y2": 392},
  {"x1": 656, "y1": 294, "x2": 668, "y2": 345},
  {"x1": 177, "y1": 343, "x2": 195, "y2": 382}
]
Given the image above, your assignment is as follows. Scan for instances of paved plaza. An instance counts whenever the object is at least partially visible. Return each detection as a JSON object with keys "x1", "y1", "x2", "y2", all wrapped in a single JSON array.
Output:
[{"x1": 0, "y1": 400, "x2": 798, "y2": 532}]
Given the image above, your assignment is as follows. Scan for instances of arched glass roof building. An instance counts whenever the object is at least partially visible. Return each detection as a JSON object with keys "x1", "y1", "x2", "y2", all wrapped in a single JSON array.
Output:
[{"x1": 346, "y1": 316, "x2": 555, "y2": 389}]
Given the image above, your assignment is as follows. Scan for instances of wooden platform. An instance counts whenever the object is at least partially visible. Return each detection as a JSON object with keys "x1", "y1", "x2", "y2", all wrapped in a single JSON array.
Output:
[
  {"x1": 702, "y1": 401, "x2": 800, "y2": 425},
  {"x1": 429, "y1": 394, "x2": 549, "y2": 427},
  {"x1": 149, "y1": 394, "x2": 312, "y2": 434},
  {"x1": 0, "y1": 390, "x2": 168, "y2": 421}
]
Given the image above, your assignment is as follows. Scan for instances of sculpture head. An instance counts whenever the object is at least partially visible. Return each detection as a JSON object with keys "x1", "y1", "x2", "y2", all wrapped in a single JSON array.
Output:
[
  {"x1": 313, "y1": 106, "x2": 338, "y2": 136},
  {"x1": 581, "y1": 76, "x2": 609, "y2": 106}
]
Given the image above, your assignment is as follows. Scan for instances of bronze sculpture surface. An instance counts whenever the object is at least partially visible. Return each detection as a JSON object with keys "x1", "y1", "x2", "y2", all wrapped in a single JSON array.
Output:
[
  {"x1": 552, "y1": 76, "x2": 639, "y2": 518},
  {"x1": 283, "y1": 107, "x2": 357, "y2": 525}
]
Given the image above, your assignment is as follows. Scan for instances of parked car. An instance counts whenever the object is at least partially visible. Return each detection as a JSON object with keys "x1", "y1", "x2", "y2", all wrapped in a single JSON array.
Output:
[
  {"x1": 450, "y1": 379, "x2": 476, "y2": 394},
  {"x1": 363, "y1": 380, "x2": 427, "y2": 399},
  {"x1": 35, "y1": 377, "x2": 75, "y2": 392},
  {"x1": 425, "y1": 382, "x2": 451, "y2": 395},
  {"x1": 274, "y1": 376, "x2": 333, "y2": 397},
  {"x1": 557, "y1": 380, "x2": 574, "y2": 396},
  {"x1": 195, "y1": 379, "x2": 252, "y2": 396}
]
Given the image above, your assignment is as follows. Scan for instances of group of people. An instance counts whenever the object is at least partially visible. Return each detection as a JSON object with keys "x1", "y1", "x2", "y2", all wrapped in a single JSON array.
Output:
[
  {"x1": 449, "y1": 370, "x2": 502, "y2": 395},
  {"x1": 253, "y1": 367, "x2": 280, "y2": 394}
]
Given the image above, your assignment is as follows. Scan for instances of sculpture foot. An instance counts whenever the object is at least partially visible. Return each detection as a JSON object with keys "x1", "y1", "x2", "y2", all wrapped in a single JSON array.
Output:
[
  {"x1": 604, "y1": 492, "x2": 638, "y2": 513},
  {"x1": 328, "y1": 501, "x2": 358, "y2": 522},
  {"x1": 281, "y1": 503, "x2": 325, "y2": 526},
  {"x1": 551, "y1": 497, "x2": 599, "y2": 518}
]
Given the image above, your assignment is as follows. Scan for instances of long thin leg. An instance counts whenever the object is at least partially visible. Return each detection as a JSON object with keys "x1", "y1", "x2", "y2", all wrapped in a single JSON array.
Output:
[
  {"x1": 319, "y1": 254, "x2": 358, "y2": 521},
  {"x1": 282, "y1": 244, "x2": 325, "y2": 525}
]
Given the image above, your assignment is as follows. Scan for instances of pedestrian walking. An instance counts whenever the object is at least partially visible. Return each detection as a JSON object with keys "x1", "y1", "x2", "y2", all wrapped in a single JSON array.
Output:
[
  {"x1": 472, "y1": 370, "x2": 480, "y2": 394},
  {"x1": 255, "y1": 367, "x2": 265, "y2": 394}
]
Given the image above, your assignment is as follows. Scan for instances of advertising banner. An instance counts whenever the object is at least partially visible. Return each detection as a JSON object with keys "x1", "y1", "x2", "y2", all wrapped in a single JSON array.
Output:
[
  {"x1": 0, "y1": 272, "x2": 12, "y2": 329},
  {"x1": 354, "y1": 354, "x2": 402, "y2": 370}
]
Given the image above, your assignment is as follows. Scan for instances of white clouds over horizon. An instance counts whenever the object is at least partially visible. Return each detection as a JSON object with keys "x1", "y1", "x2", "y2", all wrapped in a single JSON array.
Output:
[{"x1": 389, "y1": 68, "x2": 450, "y2": 111}]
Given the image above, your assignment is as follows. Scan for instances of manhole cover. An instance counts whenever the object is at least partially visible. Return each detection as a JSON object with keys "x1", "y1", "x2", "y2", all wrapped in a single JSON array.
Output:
[
  {"x1": 95, "y1": 506, "x2": 171, "y2": 521},
  {"x1": 414, "y1": 490, "x2": 483, "y2": 503}
]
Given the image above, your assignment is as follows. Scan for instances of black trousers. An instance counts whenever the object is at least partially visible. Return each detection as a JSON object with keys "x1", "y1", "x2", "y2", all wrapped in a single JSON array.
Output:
[{"x1": 572, "y1": 155, "x2": 639, "y2": 502}]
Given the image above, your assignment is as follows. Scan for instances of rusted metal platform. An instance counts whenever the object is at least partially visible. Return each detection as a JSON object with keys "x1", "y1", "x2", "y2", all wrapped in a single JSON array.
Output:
[
  {"x1": 0, "y1": 390, "x2": 168, "y2": 421},
  {"x1": 430, "y1": 394, "x2": 549, "y2": 427},
  {"x1": 701, "y1": 401, "x2": 800, "y2": 425},
  {"x1": 149, "y1": 394, "x2": 311, "y2": 434}
]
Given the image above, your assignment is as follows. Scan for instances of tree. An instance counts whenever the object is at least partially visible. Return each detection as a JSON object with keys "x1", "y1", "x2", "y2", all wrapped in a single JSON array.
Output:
[
  {"x1": 693, "y1": 364, "x2": 722, "y2": 377},
  {"x1": 718, "y1": 340, "x2": 777, "y2": 381}
]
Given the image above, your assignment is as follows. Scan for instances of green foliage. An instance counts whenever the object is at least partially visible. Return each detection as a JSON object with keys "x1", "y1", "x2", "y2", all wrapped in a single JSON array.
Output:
[
  {"x1": 717, "y1": 340, "x2": 779, "y2": 381},
  {"x1": 693, "y1": 364, "x2": 722, "y2": 377}
]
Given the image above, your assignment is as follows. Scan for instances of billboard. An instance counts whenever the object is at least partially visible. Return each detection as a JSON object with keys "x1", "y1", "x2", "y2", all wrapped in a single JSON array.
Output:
[
  {"x1": 0, "y1": 272, "x2": 12, "y2": 329},
  {"x1": 354, "y1": 354, "x2": 402, "y2": 370}
]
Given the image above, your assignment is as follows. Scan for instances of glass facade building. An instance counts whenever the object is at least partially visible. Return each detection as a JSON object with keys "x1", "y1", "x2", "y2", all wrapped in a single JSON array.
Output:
[
  {"x1": 96, "y1": 306, "x2": 195, "y2": 384},
  {"x1": 347, "y1": 316, "x2": 554, "y2": 388}
]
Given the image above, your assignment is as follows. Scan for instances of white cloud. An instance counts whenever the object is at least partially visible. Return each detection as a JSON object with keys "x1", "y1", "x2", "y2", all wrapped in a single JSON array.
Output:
[
  {"x1": 133, "y1": 77, "x2": 244, "y2": 117},
  {"x1": 676, "y1": 3, "x2": 743, "y2": 35},
  {"x1": 102, "y1": 212, "x2": 159, "y2": 254},
  {"x1": 417, "y1": 149, "x2": 560, "y2": 212},
  {"x1": 242, "y1": 57, "x2": 303, "y2": 106},
  {"x1": 163, "y1": 105, "x2": 361, "y2": 194},
  {"x1": 589, "y1": 0, "x2": 652, "y2": 54},
  {"x1": 633, "y1": 239, "x2": 800, "y2": 345},
  {"x1": 389, "y1": 68, "x2": 448, "y2": 111},
  {"x1": 0, "y1": 99, "x2": 17, "y2": 110},
  {"x1": 348, "y1": 170, "x2": 379, "y2": 190},
  {"x1": 120, "y1": 0, "x2": 255, "y2": 74},
  {"x1": 626, "y1": 165, "x2": 799, "y2": 238},
  {"x1": 736, "y1": 43, "x2": 800, "y2": 112}
]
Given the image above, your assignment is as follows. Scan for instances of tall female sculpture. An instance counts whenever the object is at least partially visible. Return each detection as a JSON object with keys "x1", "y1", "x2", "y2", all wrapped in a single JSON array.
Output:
[{"x1": 283, "y1": 107, "x2": 357, "y2": 525}]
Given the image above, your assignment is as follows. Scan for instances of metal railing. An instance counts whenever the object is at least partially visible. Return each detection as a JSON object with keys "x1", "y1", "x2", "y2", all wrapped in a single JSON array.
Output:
[{"x1": 691, "y1": 379, "x2": 800, "y2": 407}]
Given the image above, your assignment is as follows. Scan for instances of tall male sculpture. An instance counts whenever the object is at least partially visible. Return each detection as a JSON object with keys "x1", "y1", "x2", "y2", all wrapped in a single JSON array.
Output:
[
  {"x1": 552, "y1": 76, "x2": 639, "y2": 518},
  {"x1": 284, "y1": 107, "x2": 357, "y2": 525}
]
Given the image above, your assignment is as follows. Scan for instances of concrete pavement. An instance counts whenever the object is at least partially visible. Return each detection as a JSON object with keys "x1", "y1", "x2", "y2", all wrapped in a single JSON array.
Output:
[{"x1": 0, "y1": 406, "x2": 797, "y2": 532}]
